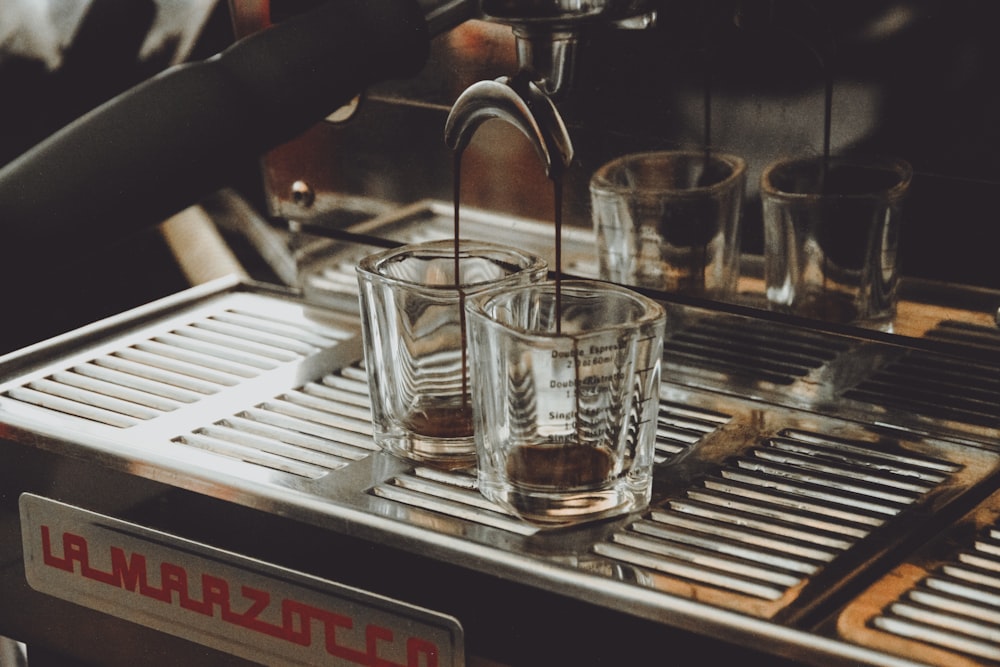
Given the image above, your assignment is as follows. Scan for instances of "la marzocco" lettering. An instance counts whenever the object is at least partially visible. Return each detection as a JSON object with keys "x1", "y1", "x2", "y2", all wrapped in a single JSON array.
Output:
[{"x1": 39, "y1": 525, "x2": 439, "y2": 666}]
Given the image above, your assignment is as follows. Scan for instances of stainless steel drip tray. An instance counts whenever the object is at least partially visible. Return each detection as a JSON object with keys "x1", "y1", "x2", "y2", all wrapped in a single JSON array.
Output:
[
  {"x1": 833, "y1": 486, "x2": 1000, "y2": 666},
  {"x1": 293, "y1": 198, "x2": 1000, "y2": 447},
  {"x1": 292, "y1": 198, "x2": 601, "y2": 312},
  {"x1": 658, "y1": 308, "x2": 1000, "y2": 448},
  {"x1": 2, "y1": 276, "x2": 1000, "y2": 665}
]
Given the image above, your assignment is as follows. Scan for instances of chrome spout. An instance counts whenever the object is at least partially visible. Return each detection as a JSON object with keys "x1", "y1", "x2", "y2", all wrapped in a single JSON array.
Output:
[
  {"x1": 511, "y1": 27, "x2": 579, "y2": 99},
  {"x1": 444, "y1": 74, "x2": 574, "y2": 179}
]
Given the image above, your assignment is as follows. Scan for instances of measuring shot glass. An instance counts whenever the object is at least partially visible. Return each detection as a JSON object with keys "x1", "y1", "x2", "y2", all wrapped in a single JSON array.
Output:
[
  {"x1": 357, "y1": 240, "x2": 547, "y2": 469},
  {"x1": 761, "y1": 155, "x2": 912, "y2": 328},
  {"x1": 590, "y1": 150, "x2": 746, "y2": 299},
  {"x1": 466, "y1": 280, "x2": 666, "y2": 526}
]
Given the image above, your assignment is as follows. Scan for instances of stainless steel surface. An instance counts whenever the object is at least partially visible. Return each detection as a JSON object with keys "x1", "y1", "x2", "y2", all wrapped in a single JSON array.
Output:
[
  {"x1": 510, "y1": 27, "x2": 578, "y2": 100},
  {"x1": 3, "y1": 206, "x2": 1000, "y2": 665},
  {"x1": 293, "y1": 200, "x2": 598, "y2": 310},
  {"x1": 0, "y1": 637, "x2": 27, "y2": 667},
  {"x1": 835, "y1": 486, "x2": 1000, "y2": 666},
  {"x1": 480, "y1": 0, "x2": 657, "y2": 98}
]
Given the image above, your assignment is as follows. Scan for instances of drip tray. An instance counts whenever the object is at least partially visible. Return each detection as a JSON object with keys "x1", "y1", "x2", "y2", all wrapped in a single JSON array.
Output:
[
  {"x1": 294, "y1": 199, "x2": 1000, "y2": 447},
  {"x1": 2, "y1": 275, "x2": 1000, "y2": 665},
  {"x1": 292, "y1": 199, "x2": 601, "y2": 312},
  {"x1": 836, "y1": 487, "x2": 1000, "y2": 666}
]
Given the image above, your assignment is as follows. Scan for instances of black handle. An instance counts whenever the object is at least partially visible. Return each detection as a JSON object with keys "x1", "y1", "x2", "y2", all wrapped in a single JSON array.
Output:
[{"x1": 0, "y1": 0, "x2": 429, "y2": 284}]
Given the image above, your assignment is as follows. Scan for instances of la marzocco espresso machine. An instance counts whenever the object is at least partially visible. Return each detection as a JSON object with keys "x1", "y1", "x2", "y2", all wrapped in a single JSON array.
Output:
[{"x1": 2, "y1": 1, "x2": 1000, "y2": 665}]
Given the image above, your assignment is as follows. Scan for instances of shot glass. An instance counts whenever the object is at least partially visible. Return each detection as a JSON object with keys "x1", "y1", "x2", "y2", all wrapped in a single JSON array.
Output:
[
  {"x1": 590, "y1": 149, "x2": 746, "y2": 299},
  {"x1": 761, "y1": 155, "x2": 912, "y2": 328},
  {"x1": 466, "y1": 280, "x2": 666, "y2": 527},
  {"x1": 357, "y1": 240, "x2": 547, "y2": 469}
]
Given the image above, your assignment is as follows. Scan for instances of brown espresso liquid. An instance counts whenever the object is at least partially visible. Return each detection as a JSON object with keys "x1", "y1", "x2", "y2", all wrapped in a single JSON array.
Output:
[
  {"x1": 402, "y1": 405, "x2": 474, "y2": 439},
  {"x1": 455, "y1": 150, "x2": 469, "y2": 402},
  {"x1": 452, "y1": 135, "x2": 616, "y2": 485},
  {"x1": 505, "y1": 172, "x2": 609, "y2": 490},
  {"x1": 401, "y1": 151, "x2": 475, "y2": 440},
  {"x1": 506, "y1": 443, "x2": 615, "y2": 489}
]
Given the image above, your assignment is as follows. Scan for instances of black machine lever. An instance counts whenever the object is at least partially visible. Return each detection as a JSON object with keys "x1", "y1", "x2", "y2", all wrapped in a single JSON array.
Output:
[{"x1": 0, "y1": 0, "x2": 433, "y2": 286}]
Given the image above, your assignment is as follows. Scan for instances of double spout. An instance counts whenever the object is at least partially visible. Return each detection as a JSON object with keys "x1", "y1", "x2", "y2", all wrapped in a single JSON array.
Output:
[
  {"x1": 441, "y1": 1, "x2": 657, "y2": 178},
  {"x1": 444, "y1": 73, "x2": 574, "y2": 179}
]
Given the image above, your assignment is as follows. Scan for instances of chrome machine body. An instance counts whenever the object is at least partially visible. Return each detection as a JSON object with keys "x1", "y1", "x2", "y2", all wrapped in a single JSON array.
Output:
[{"x1": 2, "y1": 1, "x2": 1000, "y2": 665}]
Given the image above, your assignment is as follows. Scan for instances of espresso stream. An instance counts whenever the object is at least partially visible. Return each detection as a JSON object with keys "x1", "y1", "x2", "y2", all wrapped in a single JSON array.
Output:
[
  {"x1": 398, "y1": 152, "x2": 475, "y2": 441},
  {"x1": 449, "y1": 144, "x2": 603, "y2": 488}
]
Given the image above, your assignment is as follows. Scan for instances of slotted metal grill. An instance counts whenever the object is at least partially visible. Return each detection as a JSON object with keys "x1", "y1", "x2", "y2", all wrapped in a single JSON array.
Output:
[
  {"x1": 2, "y1": 263, "x2": 1000, "y2": 667},
  {"x1": 875, "y1": 540, "x2": 1000, "y2": 663},
  {"x1": 663, "y1": 314, "x2": 852, "y2": 387},
  {"x1": 838, "y1": 488, "x2": 1000, "y2": 667},
  {"x1": 164, "y1": 357, "x2": 733, "y2": 480},
  {"x1": 370, "y1": 402, "x2": 733, "y2": 534},
  {"x1": 172, "y1": 364, "x2": 376, "y2": 478},
  {"x1": 924, "y1": 320, "x2": 1000, "y2": 360},
  {"x1": 655, "y1": 400, "x2": 731, "y2": 463},
  {"x1": 594, "y1": 428, "x2": 965, "y2": 619},
  {"x1": 843, "y1": 321, "x2": 1000, "y2": 432},
  {"x1": 1, "y1": 305, "x2": 355, "y2": 429},
  {"x1": 296, "y1": 201, "x2": 600, "y2": 311},
  {"x1": 372, "y1": 467, "x2": 539, "y2": 536}
]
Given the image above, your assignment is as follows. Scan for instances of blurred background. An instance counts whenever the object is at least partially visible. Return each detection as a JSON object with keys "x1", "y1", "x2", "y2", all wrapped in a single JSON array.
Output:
[{"x1": 2, "y1": 0, "x2": 998, "y2": 354}]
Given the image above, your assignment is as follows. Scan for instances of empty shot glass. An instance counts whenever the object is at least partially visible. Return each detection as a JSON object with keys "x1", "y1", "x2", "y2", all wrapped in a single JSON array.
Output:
[
  {"x1": 466, "y1": 280, "x2": 666, "y2": 527},
  {"x1": 357, "y1": 239, "x2": 547, "y2": 469},
  {"x1": 590, "y1": 149, "x2": 746, "y2": 299},
  {"x1": 761, "y1": 155, "x2": 912, "y2": 328}
]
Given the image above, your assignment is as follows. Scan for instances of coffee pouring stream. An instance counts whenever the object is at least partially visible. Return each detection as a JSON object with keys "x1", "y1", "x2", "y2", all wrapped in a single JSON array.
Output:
[{"x1": 443, "y1": 68, "x2": 576, "y2": 329}]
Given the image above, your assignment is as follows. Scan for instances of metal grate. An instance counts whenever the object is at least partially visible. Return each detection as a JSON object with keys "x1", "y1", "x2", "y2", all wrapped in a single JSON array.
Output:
[
  {"x1": 370, "y1": 397, "x2": 731, "y2": 533},
  {"x1": 656, "y1": 400, "x2": 732, "y2": 463},
  {"x1": 171, "y1": 364, "x2": 377, "y2": 478},
  {"x1": 303, "y1": 257, "x2": 368, "y2": 304},
  {"x1": 594, "y1": 429, "x2": 963, "y2": 610},
  {"x1": 297, "y1": 201, "x2": 601, "y2": 310},
  {"x1": 664, "y1": 315, "x2": 852, "y2": 386},
  {"x1": 168, "y1": 364, "x2": 731, "y2": 482},
  {"x1": 839, "y1": 482, "x2": 1000, "y2": 667},
  {"x1": 924, "y1": 320, "x2": 1000, "y2": 362},
  {"x1": 371, "y1": 467, "x2": 540, "y2": 536},
  {"x1": 2, "y1": 307, "x2": 354, "y2": 428},
  {"x1": 4, "y1": 269, "x2": 1000, "y2": 666},
  {"x1": 843, "y1": 326, "x2": 1000, "y2": 430},
  {"x1": 869, "y1": 522, "x2": 1000, "y2": 663}
]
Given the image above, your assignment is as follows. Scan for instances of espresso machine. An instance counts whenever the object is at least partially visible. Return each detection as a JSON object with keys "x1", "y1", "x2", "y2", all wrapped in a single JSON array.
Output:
[{"x1": 2, "y1": 1, "x2": 1000, "y2": 665}]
